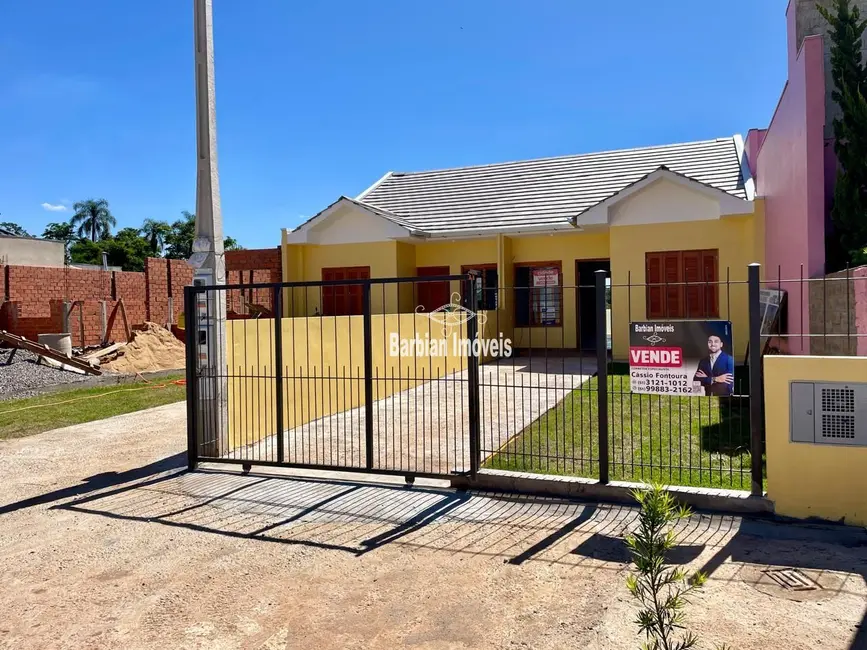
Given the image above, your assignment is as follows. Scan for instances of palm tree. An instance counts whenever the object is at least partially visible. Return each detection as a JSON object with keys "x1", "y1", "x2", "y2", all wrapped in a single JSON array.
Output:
[
  {"x1": 140, "y1": 218, "x2": 172, "y2": 255},
  {"x1": 71, "y1": 199, "x2": 116, "y2": 242}
]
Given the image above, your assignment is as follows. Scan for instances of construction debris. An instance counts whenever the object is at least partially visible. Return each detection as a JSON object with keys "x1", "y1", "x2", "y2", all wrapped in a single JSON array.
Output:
[
  {"x1": 102, "y1": 322, "x2": 185, "y2": 374},
  {"x1": 81, "y1": 342, "x2": 126, "y2": 363},
  {"x1": 0, "y1": 331, "x2": 101, "y2": 376}
]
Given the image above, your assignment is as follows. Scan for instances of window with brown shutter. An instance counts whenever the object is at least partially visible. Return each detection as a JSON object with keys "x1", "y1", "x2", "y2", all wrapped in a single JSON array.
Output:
[
  {"x1": 416, "y1": 266, "x2": 450, "y2": 313},
  {"x1": 645, "y1": 250, "x2": 718, "y2": 319},
  {"x1": 321, "y1": 266, "x2": 370, "y2": 316}
]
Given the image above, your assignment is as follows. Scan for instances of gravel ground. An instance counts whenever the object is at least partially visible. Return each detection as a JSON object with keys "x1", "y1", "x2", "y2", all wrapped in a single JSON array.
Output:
[
  {"x1": 0, "y1": 403, "x2": 865, "y2": 649},
  {"x1": 0, "y1": 348, "x2": 90, "y2": 400}
]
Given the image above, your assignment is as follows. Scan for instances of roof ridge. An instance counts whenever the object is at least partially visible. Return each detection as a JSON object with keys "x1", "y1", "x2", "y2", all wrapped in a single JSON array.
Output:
[{"x1": 390, "y1": 136, "x2": 737, "y2": 177}]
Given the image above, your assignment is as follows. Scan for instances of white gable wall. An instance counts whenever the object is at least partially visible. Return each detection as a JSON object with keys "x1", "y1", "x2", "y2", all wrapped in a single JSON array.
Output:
[
  {"x1": 608, "y1": 178, "x2": 721, "y2": 227},
  {"x1": 307, "y1": 203, "x2": 409, "y2": 245}
]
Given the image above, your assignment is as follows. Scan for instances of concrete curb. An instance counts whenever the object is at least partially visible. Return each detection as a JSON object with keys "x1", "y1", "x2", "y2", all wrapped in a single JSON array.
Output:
[{"x1": 451, "y1": 468, "x2": 774, "y2": 516}]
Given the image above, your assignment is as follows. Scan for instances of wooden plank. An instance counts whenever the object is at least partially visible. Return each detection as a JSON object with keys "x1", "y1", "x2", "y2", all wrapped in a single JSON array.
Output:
[
  {"x1": 118, "y1": 299, "x2": 131, "y2": 342},
  {"x1": 0, "y1": 330, "x2": 101, "y2": 375},
  {"x1": 81, "y1": 342, "x2": 125, "y2": 361}
]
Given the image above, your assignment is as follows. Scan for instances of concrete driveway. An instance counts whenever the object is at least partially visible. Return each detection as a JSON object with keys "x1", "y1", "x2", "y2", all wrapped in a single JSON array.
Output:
[
  {"x1": 1, "y1": 403, "x2": 866, "y2": 649},
  {"x1": 239, "y1": 356, "x2": 597, "y2": 475}
]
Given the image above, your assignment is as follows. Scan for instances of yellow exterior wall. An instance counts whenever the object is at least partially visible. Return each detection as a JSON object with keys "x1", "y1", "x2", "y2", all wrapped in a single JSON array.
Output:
[
  {"x1": 765, "y1": 355, "x2": 867, "y2": 526},
  {"x1": 509, "y1": 231, "x2": 610, "y2": 349},
  {"x1": 609, "y1": 215, "x2": 761, "y2": 361},
  {"x1": 415, "y1": 238, "x2": 498, "y2": 299},
  {"x1": 226, "y1": 315, "x2": 472, "y2": 449},
  {"x1": 280, "y1": 207, "x2": 762, "y2": 358}
]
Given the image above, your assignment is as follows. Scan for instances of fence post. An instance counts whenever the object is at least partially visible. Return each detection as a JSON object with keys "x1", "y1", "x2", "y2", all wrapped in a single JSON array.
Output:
[
  {"x1": 362, "y1": 283, "x2": 374, "y2": 469},
  {"x1": 595, "y1": 269, "x2": 609, "y2": 484},
  {"x1": 465, "y1": 273, "x2": 481, "y2": 476},
  {"x1": 748, "y1": 262, "x2": 764, "y2": 496},
  {"x1": 274, "y1": 286, "x2": 285, "y2": 464},
  {"x1": 184, "y1": 286, "x2": 198, "y2": 471}
]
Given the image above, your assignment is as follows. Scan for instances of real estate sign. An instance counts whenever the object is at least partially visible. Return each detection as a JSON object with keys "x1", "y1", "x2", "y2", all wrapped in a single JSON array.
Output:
[{"x1": 628, "y1": 320, "x2": 734, "y2": 397}]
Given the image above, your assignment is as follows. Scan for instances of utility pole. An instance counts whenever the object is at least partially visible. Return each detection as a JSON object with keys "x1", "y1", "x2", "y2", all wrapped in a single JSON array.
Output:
[{"x1": 189, "y1": 0, "x2": 227, "y2": 456}]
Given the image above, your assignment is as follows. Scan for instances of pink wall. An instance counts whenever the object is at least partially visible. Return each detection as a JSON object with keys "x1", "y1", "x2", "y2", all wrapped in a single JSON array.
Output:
[{"x1": 754, "y1": 17, "x2": 826, "y2": 353}]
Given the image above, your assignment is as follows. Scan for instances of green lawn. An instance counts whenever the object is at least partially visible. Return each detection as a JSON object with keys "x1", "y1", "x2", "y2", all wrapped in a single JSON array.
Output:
[
  {"x1": 0, "y1": 375, "x2": 186, "y2": 440},
  {"x1": 484, "y1": 366, "x2": 760, "y2": 490}
]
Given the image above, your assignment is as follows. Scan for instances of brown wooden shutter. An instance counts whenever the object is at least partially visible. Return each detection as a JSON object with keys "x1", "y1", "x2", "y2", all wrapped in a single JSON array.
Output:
[
  {"x1": 662, "y1": 252, "x2": 682, "y2": 318},
  {"x1": 682, "y1": 250, "x2": 702, "y2": 318},
  {"x1": 646, "y1": 253, "x2": 664, "y2": 319},
  {"x1": 416, "y1": 266, "x2": 450, "y2": 313},
  {"x1": 701, "y1": 250, "x2": 718, "y2": 317}
]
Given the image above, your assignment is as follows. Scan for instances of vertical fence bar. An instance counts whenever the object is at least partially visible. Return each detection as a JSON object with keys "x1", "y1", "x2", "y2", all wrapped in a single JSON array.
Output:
[
  {"x1": 273, "y1": 286, "x2": 285, "y2": 464},
  {"x1": 748, "y1": 263, "x2": 764, "y2": 496},
  {"x1": 184, "y1": 286, "x2": 198, "y2": 470},
  {"x1": 595, "y1": 269, "x2": 609, "y2": 484},
  {"x1": 362, "y1": 282, "x2": 374, "y2": 469},
  {"x1": 465, "y1": 274, "x2": 481, "y2": 476}
]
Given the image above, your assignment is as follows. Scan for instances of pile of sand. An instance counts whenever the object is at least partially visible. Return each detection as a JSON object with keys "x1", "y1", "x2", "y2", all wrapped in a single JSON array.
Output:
[{"x1": 103, "y1": 322, "x2": 186, "y2": 374}]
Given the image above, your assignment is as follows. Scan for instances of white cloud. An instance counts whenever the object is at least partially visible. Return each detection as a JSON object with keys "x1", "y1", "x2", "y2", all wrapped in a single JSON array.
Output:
[{"x1": 41, "y1": 202, "x2": 68, "y2": 212}]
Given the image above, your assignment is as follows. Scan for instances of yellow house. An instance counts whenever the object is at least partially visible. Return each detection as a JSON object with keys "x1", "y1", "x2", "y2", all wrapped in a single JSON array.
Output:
[{"x1": 282, "y1": 136, "x2": 764, "y2": 361}]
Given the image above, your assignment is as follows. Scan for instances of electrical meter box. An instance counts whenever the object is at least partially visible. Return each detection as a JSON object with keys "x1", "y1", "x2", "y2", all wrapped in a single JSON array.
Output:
[{"x1": 789, "y1": 381, "x2": 867, "y2": 446}]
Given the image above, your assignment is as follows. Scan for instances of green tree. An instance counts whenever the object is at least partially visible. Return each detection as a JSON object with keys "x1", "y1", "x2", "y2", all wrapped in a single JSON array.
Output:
[
  {"x1": 140, "y1": 218, "x2": 172, "y2": 255},
  {"x1": 164, "y1": 211, "x2": 196, "y2": 259},
  {"x1": 0, "y1": 221, "x2": 30, "y2": 237},
  {"x1": 224, "y1": 236, "x2": 244, "y2": 251},
  {"x1": 69, "y1": 228, "x2": 153, "y2": 272},
  {"x1": 68, "y1": 238, "x2": 104, "y2": 266},
  {"x1": 164, "y1": 211, "x2": 244, "y2": 258},
  {"x1": 42, "y1": 222, "x2": 75, "y2": 243},
  {"x1": 818, "y1": 0, "x2": 867, "y2": 268},
  {"x1": 625, "y1": 485, "x2": 727, "y2": 650},
  {"x1": 71, "y1": 198, "x2": 116, "y2": 242}
]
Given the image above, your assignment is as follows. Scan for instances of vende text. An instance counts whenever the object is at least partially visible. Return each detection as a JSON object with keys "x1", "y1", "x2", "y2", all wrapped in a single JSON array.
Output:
[{"x1": 629, "y1": 347, "x2": 683, "y2": 368}]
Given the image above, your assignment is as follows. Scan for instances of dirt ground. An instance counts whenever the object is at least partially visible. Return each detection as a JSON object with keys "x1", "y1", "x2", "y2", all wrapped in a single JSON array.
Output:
[{"x1": 1, "y1": 403, "x2": 866, "y2": 650}]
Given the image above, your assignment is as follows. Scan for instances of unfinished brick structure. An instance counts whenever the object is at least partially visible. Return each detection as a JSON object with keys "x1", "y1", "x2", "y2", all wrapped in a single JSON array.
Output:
[
  {"x1": 0, "y1": 248, "x2": 281, "y2": 347},
  {"x1": 224, "y1": 247, "x2": 282, "y2": 317}
]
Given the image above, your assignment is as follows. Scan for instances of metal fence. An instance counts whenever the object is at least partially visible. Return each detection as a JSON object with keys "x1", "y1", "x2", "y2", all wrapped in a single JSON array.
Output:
[{"x1": 186, "y1": 264, "x2": 866, "y2": 494}]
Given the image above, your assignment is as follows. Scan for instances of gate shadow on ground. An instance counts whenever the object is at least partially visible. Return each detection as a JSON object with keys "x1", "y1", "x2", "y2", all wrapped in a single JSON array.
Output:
[
  {"x1": 55, "y1": 467, "x2": 633, "y2": 566},
  {"x1": 692, "y1": 519, "x2": 867, "y2": 650},
  {"x1": 0, "y1": 452, "x2": 186, "y2": 516},
  {"x1": 53, "y1": 465, "x2": 867, "y2": 615},
  {"x1": 49, "y1": 464, "x2": 867, "y2": 647}
]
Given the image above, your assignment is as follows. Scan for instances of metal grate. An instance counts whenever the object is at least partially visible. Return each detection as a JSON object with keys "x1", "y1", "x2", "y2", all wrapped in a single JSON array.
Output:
[
  {"x1": 821, "y1": 387, "x2": 855, "y2": 413},
  {"x1": 764, "y1": 568, "x2": 820, "y2": 592},
  {"x1": 821, "y1": 414, "x2": 856, "y2": 439}
]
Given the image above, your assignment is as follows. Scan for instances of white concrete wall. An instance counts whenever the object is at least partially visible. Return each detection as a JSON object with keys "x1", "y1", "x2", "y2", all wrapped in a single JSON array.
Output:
[
  {"x1": 0, "y1": 236, "x2": 65, "y2": 267},
  {"x1": 608, "y1": 178, "x2": 720, "y2": 226},
  {"x1": 307, "y1": 204, "x2": 409, "y2": 245}
]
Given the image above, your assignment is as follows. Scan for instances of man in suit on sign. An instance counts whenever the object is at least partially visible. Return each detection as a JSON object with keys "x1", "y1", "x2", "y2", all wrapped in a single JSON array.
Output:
[{"x1": 693, "y1": 333, "x2": 734, "y2": 396}]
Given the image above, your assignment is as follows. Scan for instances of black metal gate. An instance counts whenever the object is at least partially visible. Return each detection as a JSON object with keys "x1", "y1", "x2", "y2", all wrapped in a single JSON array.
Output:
[
  {"x1": 185, "y1": 273, "x2": 482, "y2": 481},
  {"x1": 186, "y1": 267, "x2": 769, "y2": 495}
]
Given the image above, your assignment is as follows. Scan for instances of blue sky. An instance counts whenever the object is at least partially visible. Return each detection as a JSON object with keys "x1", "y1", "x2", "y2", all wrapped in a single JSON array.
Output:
[{"x1": 1, "y1": 1, "x2": 788, "y2": 249}]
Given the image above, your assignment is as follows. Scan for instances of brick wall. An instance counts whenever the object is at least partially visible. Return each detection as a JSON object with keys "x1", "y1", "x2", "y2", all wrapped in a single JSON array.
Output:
[
  {"x1": 809, "y1": 266, "x2": 867, "y2": 356},
  {"x1": 224, "y1": 248, "x2": 281, "y2": 316},
  {"x1": 0, "y1": 251, "x2": 283, "y2": 346}
]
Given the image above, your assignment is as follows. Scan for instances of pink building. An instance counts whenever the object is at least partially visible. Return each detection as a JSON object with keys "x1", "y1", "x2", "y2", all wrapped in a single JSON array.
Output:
[{"x1": 743, "y1": 0, "x2": 865, "y2": 354}]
